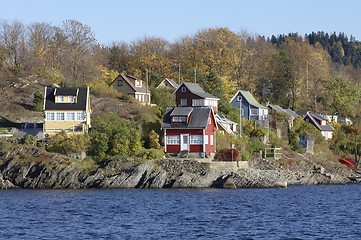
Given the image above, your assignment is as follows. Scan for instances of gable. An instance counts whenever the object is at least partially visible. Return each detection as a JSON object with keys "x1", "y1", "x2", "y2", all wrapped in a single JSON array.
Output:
[{"x1": 230, "y1": 90, "x2": 266, "y2": 109}]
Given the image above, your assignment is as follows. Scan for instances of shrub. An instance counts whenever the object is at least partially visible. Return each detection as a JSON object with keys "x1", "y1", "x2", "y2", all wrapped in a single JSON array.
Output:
[
  {"x1": 23, "y1": 134, "x2": 37, "y2": 145},
  {"x1": 214, "y1": 148, "x2": 239, "y2": 161}
]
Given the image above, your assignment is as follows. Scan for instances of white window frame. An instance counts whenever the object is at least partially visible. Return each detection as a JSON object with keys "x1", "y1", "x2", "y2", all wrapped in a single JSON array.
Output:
[
  {"x1": 76, "y1": 112, "x2": 85, "y2": 121},
  {"x1": 237, "y1": 96, "x2": 242, "y2": 101},
  {"x1": 173, "y1": 116, "x2": 186, "y2": 123},
  {"x1": 210, "y1": 135, "x2": 214, "y2": 145},
  {"x1": 67, "y1": 112, "x2": 75, "y2": 121},
  {"x1": 204, "y1": 135, "x2": 209, "y2": 144},
  {"x1": 181, "y1": 87, "x2": 186, "y2": 92},
  {"x1": 192, "y1": 99, "x2": 203, "y2": 106},
  {"x1": 250, "y1": 109, "x2": 258, "y2": 116},
  {"x1": 58, "y1": 96, "x2": 64, "y2": 103},
  {"x1": 180, "y1": 99, "x2": 187, "y2": 106},
  {"x1": 167, "y1": 135, "x2": 180, "y2": 145},
  {"x1": 135, "y1": 80, "x2": 142, "y2": 87},
  {"x1": 56, "y1": 112, "x2": 65, "y2": 121},
  {"x1": 190, "y1": 135, "x2": 203, "y2": 144},
  {"x1": 68, "y1": 96, "x2": 75, "y2": 103},
  {"x1": 46, "y1": 112, "x2": 55, "y2": 121}
]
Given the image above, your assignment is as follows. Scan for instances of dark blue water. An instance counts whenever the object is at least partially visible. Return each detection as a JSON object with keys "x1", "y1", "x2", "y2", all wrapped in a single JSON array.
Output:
[{"x1": 0, "y1": 185, "x2": 360, "y2": 239}]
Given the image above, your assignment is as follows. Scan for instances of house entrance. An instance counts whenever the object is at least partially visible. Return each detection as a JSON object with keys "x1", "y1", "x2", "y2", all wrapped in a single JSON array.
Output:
[{"x1": 180, "y1": 134, "x2": 189, "y2": 151}]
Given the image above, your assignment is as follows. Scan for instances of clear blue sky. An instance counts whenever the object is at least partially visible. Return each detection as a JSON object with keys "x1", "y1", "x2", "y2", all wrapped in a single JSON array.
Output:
[{"x1": 2, "y1": 0, "x2": 361, "y2": 45}]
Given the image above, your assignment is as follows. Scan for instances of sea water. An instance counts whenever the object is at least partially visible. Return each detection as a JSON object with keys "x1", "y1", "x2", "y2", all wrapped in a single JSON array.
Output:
[{"x1": 0, "y1": 185, "x2": 360, "y2": 239}]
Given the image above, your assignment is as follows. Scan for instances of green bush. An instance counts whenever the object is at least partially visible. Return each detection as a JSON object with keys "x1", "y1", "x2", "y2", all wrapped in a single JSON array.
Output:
[{"x1": 23, "y1": 134, "x2": 37, "y2": 145}]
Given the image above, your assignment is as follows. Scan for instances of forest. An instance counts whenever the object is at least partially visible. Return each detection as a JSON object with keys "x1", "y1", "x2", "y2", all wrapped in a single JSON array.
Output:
[
  {"x1": 1, "y1": 19, "x2": 361, "y2": 120},
  {"x1": 1, "y1": 19, "x2": 361, "y2": 161}
]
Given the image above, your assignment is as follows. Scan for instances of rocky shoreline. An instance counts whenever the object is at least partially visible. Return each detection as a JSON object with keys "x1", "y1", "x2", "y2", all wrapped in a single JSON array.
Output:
[{"x1": 0, "y1": 146, "x2": 357, "y2": 189}]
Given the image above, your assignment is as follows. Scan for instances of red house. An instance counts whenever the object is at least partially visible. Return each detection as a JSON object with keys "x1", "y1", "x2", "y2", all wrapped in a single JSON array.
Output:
[
  {"x1": 161, "y1": 106, "x2": 218, "y2": 158},
  {"x1": 174, "y1": 82, "x2": 219, "y2": 113}
]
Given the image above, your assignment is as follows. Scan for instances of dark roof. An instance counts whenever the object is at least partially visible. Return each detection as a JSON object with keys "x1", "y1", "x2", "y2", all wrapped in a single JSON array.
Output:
[
  {"x1": 113, "y1": 73, "x2": 150, "y2": 94},
  {"x1": 44, "y1": 87, "x2": 89, "y2": 111},
  {"x1": 176, "y1": 83, "x2": 219, "y2": 100},
  {"x1": 170, "y1": 107, "x2": 193, "y2": 116},
  {"x1": 304, "y1": 112, "x2": 334, "y2": 131},
  {"x1": 162, "y1": 107, "x2": 212, "y2": 129},
  {"x1": 55, "y1": 88, "x2": 78, "y2": 96}
]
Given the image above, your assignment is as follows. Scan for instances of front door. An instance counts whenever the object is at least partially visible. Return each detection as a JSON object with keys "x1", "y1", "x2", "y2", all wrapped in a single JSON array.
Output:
[{"x1": 180, "y1": 134, "x2": 189, "y2": 151}]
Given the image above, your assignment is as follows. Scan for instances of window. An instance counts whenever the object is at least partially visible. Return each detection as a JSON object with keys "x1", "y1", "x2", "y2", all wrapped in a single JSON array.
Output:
[
  {"x1": 192, "y1": 99, "x2": 203, "y2": 106},
  {"x1": 56, "y1": 112, "x2": 65, "y2": 121},
  {"x1": 76, "y1": 112, "x2": 86, "y2": 121},
  {"x1": 181, "y1": 87, "x2": 186, "y2": 92},
  {"x1": 135, "y1": 80, "x2": 142, "y2": 87},
  {"x1": 117, "y1": 80, "x2": 123, "y2": 86},
  {"x1": 167, "y1": 135, "x2": 180, "y2": 145},
  {"x1": 173, "y1": 116, "x2": 186, "y2": 123},
  {"x1": 250, "y1": 109, "x2": 259, "y2": 116},
  {"x1": 237, "y1": 96, "x2": 242, "y2": 101},
  {"x1": 190, "y1": 135, "x2": 203, "y2": 144},
  {"x1": 46, "y1": 112, "x2": 54, "y2": 121},
  {"x1": 180, "y1": 99, "x2": 187, "y2": 106},
  {"x1": 204, "y1": 135, "x2": 208, "y2": 144},
  {"x1": 67, "y1": 112, "x2": 75, "y2": 121},
  {"x1": 68, "y1": 96, "x2": 75, "y2": 103},
  {"x1": 210, "y1": 135, "x2": 214, "y2": 145},
  {"x1": 57, "y1": 96, "x2": 64, "y2": 103}
]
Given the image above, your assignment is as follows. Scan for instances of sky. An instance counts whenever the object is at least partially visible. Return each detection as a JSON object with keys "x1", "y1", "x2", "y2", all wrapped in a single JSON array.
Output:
[{"x1": 2, "y1": 0, "x2": 361, "y2": 45}]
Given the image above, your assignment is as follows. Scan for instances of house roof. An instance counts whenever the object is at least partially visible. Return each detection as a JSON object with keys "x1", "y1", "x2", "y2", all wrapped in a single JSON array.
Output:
[
  {"x1": 170, "y1": 107, "x2": 193, "y2": 116},
  {"x1": 230, "y1": 90, "x2": 266, "y2": 109},
  {"x1": 284, "y1": 109, "x2": 299, "y2": 119},
  {"x1": 55, "y1": 88, "x2": 78, "y2": 96},
  {"x1": 44, "y1": 87, "x2": 89, "y2": 111},
  {"x1": 162, "y1": 107, "x2": 214, "y2": 129},
  {"x1": 215, "y1": 114, "x2": 238, "y2": 135},
  {"x1": 175, "y1": 82, "x2": 219, "y2": 100},
  {"x1": 268, "y1": 104, "x2": 286, "y2": 113},
  {"x1": 268, "y1": 104, "x2": 299, "y2": 119},
  {"x1": 156, "y1": 78, "x2": 179, "y2": 89},
  {"x1": 305, "y1": 112, "x2": 334, "y2": 131},
  {"x1": 111, "y1": 73, "x2": 150, "y2": 94}
]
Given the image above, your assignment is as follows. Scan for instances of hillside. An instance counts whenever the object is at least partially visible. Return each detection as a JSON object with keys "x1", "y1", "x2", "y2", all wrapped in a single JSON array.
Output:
[{"x1": 0, "y1": 75, "x2": 144, "y2": 126}]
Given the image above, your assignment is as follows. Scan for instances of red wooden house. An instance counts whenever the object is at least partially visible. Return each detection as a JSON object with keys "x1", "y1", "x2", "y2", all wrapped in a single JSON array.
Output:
[
  {"x1": 162, "y1": 106, "x2": 217, "y2": 158},
  {"x1": 174, "y1": 82, "x2": 219, "y2": 113}
]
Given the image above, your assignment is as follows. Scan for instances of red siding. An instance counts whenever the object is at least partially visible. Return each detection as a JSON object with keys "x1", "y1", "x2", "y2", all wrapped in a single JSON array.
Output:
[{"x1": 165, "y1": 111, "x2": 217, "y2": 156}]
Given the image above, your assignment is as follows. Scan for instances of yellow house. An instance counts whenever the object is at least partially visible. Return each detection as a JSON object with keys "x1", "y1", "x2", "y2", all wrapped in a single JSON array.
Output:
[{"x1": 43, "y1": 86, "x2": 91, "y2": 137}]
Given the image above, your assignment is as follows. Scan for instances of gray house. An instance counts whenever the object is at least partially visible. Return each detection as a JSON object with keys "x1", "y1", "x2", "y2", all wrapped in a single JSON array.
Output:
[{"x1": 230, "y1": 90, "x2": 268, "y2": 121}]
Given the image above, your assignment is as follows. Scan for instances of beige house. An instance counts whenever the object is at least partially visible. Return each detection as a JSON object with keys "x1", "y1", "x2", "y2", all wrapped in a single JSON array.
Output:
[
  {"x1": 110, "y1": 73, "x2": 151, "y2": 104},
  {"x1": 43, "y1": 86, "x2": 91, "y2": 137}
]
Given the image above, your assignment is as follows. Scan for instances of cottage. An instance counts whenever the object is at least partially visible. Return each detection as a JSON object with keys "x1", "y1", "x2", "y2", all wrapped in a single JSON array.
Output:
[
  {"x1": 215, "y1": 114, "x2": 238, "y2": 135},
  {"x1": 230, "y1": 90, "x2": 268, "y2": 121},
  {"x1": 174, "y1": 82, "x2": 219, "y2": 113},
  {"x1": 161, "y1": 106, "x2": 217, "y2": 158},
  {"x1": 304, "y1": 112, "x2": 334, "y2": 140},
  {"x1": 156, "y1": 78, "x2": 179, "y2": 90},
  {"x1": 268, "y1": 104, "x2": 299, "y2": 128},
  {"x1": 110, "y1": 73, "x2": 151, "y2": 104},
  {"x1": 43, "y1": 86, "x2": 91, "y2": 137}
]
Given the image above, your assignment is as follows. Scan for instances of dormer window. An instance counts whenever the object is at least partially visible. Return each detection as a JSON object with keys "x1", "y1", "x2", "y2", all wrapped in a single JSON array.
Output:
[
  {"x1": 68, "y1": 96, "x2": 75, "y2": 103},
  {"x1": 58, "y1": 96, "x2": 64, "y2": 103},
  {"x1": 135, "y1": 80, "x2": 142, "y2": 87},
  {"x1": 173, "y1": 116, "x2": 187, "y2": 123}
]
